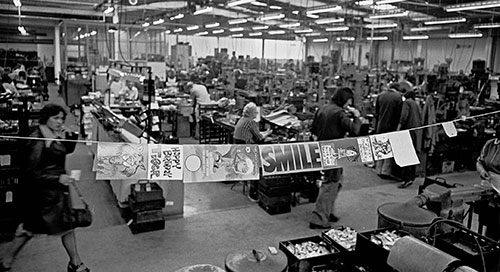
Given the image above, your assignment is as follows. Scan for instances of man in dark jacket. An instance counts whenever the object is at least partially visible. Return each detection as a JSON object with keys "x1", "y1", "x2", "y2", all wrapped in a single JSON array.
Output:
[
  {"x1": 374, "y1": 83, "x2": 402, "y2": 178},
  {"x1": 309, "y1": 87, "x2": 362, "y2": 229}
]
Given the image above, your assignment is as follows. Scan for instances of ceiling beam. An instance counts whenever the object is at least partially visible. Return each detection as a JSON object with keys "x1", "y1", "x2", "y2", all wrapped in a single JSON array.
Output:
[{"x1": 0, "y1": 4, "x2": 109, "y2": 17}]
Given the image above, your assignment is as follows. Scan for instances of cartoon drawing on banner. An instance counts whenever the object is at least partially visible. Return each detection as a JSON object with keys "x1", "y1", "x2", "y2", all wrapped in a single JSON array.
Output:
[
  {"x1": 369, "y1": 134, "x2": 393, "y2": 160},
  {"x1": 357, "y1": 137, "x2": 374, "y2": 163},
  {"x1": 95, "y1": 143, "x2": 147, "y2": 179},
  {"x1": 319, "y1": 140, "x2": 359, "y2": 168},
  {"x1": 183, "y1": 145, "x2": 260, "y2": 182}
]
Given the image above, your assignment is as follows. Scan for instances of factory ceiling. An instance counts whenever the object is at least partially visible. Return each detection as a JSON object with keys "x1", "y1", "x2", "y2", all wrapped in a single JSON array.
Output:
[{"x1": 1, "y1": 0, "x2": 500, "y2": 43}]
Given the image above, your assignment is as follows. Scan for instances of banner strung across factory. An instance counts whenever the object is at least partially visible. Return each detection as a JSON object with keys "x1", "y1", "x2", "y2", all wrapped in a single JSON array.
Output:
[
  {"x1": 147, "y1": 144, "x2": 183, "y2": 180},
  {"x1": 183, "y1": 145, "x2": 261, "y2": 182},
  {"x1": 369, "y1": 133, "x2": 394, "y2": 161},
  {"x1": 260, "y1": 142, "x2": 323, "y2": 176},
  {"x1": 319, "y1": 138, "x2": 373, "y2": 169},
  {"x1": 95, "y1": 142, "x2": 148, "y2": 180}
]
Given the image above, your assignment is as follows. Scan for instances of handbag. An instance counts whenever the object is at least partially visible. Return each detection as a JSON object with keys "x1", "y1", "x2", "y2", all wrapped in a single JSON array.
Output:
[{"x1": 63, "y1": 183, "x2": 93, "y2": 229}]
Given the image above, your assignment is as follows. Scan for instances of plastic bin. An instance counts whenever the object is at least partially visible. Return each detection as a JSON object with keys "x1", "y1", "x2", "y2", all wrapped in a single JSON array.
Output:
[{"x1": 279, "y1": 235, "x2": 341, "y2": 272}]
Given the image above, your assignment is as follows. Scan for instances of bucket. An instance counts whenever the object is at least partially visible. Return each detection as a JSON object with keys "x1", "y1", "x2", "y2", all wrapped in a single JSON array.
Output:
[{"x1": 377, "y1": 202, "x2": 438, "y2": 238}]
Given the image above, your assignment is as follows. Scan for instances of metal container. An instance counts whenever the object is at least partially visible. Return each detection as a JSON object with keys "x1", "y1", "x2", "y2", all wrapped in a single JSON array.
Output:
[{"x1": 377, "y1": 202, "x2": 438, "y2": 238}]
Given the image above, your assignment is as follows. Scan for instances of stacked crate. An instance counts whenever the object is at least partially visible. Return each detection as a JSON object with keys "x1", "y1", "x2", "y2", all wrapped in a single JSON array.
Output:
[
  {"x1": 128, "y1": 182, "x2": 165, "y2": 234},
  {"x1": 258, "y1": 175, "x2": 292, "y2": 215}
]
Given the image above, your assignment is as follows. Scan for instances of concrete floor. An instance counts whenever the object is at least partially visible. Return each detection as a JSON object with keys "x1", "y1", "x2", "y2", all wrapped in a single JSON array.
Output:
[{"x1": 0, "y1": 86, "x2": 486, "y2": 272}]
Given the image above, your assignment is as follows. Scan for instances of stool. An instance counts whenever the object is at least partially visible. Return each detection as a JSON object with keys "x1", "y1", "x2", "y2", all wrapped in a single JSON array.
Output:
[
  {"x1": 174, "y1": 264, "x2": 225, "y2": 272},
  {"x1": 225, "y1": 249, "x2": 287, "y2": 272}
]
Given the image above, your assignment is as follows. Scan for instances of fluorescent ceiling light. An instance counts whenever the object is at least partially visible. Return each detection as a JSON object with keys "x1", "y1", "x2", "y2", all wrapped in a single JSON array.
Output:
[
  {"x1": 206, "y1": 23, "x2": 220, "y2": 28},
  {"x1": 371, "y1": 4, "x2": 398, "y2": 10},
  {"x1": 364, "y1": 23, "x2": 397, "y2": 28},
  {"x1": 357, "y1": 0, "x2": 373, "y2": 5},
  {"x1": 18, "y1": 25, "x2": 27, "y2": 35},
  {"x1": 195, "y1": 31, "x2": 209, "y2": 36},
  {"x1": 187, "y1": 25, "x2": 200, "y2": 31},
  {"x1": 295, "y1": 29, "x2": 313, "y2": 33},
  {"x1": 77, "y1": 27, "x2": 82, "y2": 32},
  {"x1": 367, "y1": 36, "x2": 388, "y2": 40},
  {"x1": 260, "y1": 13, "x2": 285, "y2": 21},
  {"x1": 410, "y1": 26, "x2": 443, "y2": 31},
  {"x1": 227, "y1": 0, "x2": 253, "y2": 7},
  {"x1": 253, "y1": 25, "x2": 269, "y2": 30},
  {"x1": 213, "y1": 29, "x2": 225, "y2": 34},
  {"x1": 165, "y1": 30, "x2": 171, "y2": 34},
  {"x1": 377, "y1": 0, "x2": 404, "y2": 4},
  {"x1": 315, "y1": 18, "x2": 344, "y2": 24},
  {"x1": 424, "y1": 17, "x2": 466, "y2": 25},
  {"x1": 373, "y1": 29, "x2": 394, "y2": 33},
  {"x1": 306, "y1": 5, "x2": 341, "y2": 14},
  {"x1": 170, "y1": 14, "x2": 184, "y2": 20},
  {"x1": 306, "y1": 14, "x2": 320, "y2": 18},
  {"x1": 402, "y1": 35, "x2": 429, "y2": 40},
  {"x1": 194, "y1": 6, "x2": 213, "y2": 15},
  {"x1": 369, "y1": 10, "x2": 408, "y2": 19},
  {"x1": 134, "y1": 31, "x2": 141, "y2": 37},
  {"x1": 173, "y1": 28, "x2": 183, "y2": 33},
  {"x1": 292, "y1": 10, "x2": 299, "y2": 14},
  {"x1": 474, "y1": 22, "x2": 500, "y2": 29},
  {"x1": 13, "y1": 0, "x2": 21, "y2": 7},
  {"x1": 103, "y1": 6, "x2": 114, "y2": 14},
  {"x1": 228, "y1": 18, "x2": 248, "y2": 24},
  {"x1": 326, "y1": 26, "x2": 349, "y2": 31},
  {"x1": 269, "y1": 30, "x2": 286, "y2": 34},
  {"x1": 232, "y1": 33, "x2": 244, "y2": 37},
  {"x1": 153, "y1": 18, "x2": 164, "y2": 25},
  {"x1": 107, "y1": 27, "x2": 117, "y2": 33},
  {"x1": 249, "y1": 32, "x2": 263, "y2": 36},
  {"x1": 142, "y1": 22, "x2": 150, "y2": 27},
  {"x1": 270, "y1": 5, "x2": 282, "y2": 9},
  {"x1": 280, "y1": 23, "x2": 300, "y2": 28},
  {"x1": 230, "y1": 27, "x2": 244, "y2": 32},
  {"x1": 251, "y1": 1, "x2": 267, "y2": 6},
  {"x1": 445, "y1": 0, "x2": 500, "y2": 12},
  {"x1": 305, "y1": 32, "x2": 322, "y2": 36},
  {"x1": 90, "y1": 30, "x2": 97, "y2": 36},
  {"x1": 337, "y1": 36, "x2": 355, "y2": 41},
  {"x1": 449, "y1": 32, "x2": 483, "y2": 38},
  {"x1": 313, "y1": 38, "x2": 328, "y2": 42}
]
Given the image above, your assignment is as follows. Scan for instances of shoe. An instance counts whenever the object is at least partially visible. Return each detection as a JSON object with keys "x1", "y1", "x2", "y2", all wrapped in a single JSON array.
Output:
[
  {"x1": 398, "y1": 180, "x2": 413, "y2": 189},
  {"x1": 68, "y1": 262, "x2": 90, "y2": 272},
  {"x1": 329, "y1": 214, "x2": 339, "y2": 222},
  {"x1": 309, "y1": 223, "x2": 331, "y2": 230}
]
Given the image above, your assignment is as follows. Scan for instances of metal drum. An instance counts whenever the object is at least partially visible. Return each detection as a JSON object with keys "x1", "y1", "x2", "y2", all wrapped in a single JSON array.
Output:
[
  {"x1": 225, "y1": 249, "x2": 287, "y2": 272},
  {"x1": 377, "y1": 202, "x2": 438, "y2": 238}
]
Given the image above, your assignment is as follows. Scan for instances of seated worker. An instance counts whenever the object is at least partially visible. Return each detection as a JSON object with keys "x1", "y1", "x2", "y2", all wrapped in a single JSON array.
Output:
[
  {"x1": 166, "y1": 69, "x2": 178, "y2": 85},
  {"x1": 109, "y1": 76, "x2": 123, "y2": 104},
  {"x1": 121, "y1": 81, "x2": 139, "y2": 101},
  {"x1": 233, "y1": 102, "x2": 271, "y2": 144}
]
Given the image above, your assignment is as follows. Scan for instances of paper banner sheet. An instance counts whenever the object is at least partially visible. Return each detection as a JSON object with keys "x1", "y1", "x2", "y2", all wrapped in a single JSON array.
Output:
[
  {"x1": 148, "y1": 144, "x2": 183, "y2": 180},
  {"x1": 369, "y1": 134, "x2": 394, "y2": 161},
  {"x1": 260, "y1": 142, "x2": 323, "y2": 176},
  {"x1": 387, "y1": 131, "x2": 420, "y2": 167},
  {"x1": 95, "y1": 143, "x2": 148, "y2": 180}
]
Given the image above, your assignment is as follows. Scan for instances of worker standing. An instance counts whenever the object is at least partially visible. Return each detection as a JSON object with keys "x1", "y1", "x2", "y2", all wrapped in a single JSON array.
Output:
[{"x1": 185, "y1": 82, "x2": 211, "y2": 139}]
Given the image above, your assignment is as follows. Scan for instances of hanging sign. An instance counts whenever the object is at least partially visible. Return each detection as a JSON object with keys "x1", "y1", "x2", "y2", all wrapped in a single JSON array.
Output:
[
  {"x1": 260, "y1": 142, "x2": 323, "y2": 176},
  {"x1": 148, "y1": 144, "x2": 183, "y2": 180}
]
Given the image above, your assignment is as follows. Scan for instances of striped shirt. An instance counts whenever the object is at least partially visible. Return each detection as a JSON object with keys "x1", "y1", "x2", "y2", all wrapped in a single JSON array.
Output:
[{"x1": 233, "y1": 117, "x2": 263, "y2": 144}]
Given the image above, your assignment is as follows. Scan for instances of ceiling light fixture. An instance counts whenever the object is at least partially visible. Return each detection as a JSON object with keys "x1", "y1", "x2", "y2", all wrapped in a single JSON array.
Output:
[
  {"x1": 187, "y1": 25, "x2": 200, "y2": 30},
  {"x1": 448, "y1": 32, "x2": 483, "y2": 38},
  {"x1": 306, "y1": 5, "x2": 341, "y2": 14},
  {"x1": 377, "y1": 0, "x2": 404, "y2": 4},
  {"x1": 364, "y1": 23, "x2": 397, "y2": 28},
  {"x1": 253, "y1": 25, "x2": 269, "y2": 30},
  {"x1": 269, "y1": 30, "x2": 286, "y2": 34},
  {"x1": 260, "y1": 13, "x2": 285, "y2": 21},
  {"x1": 367, "y1": 36, "x2": 388, "y2": 40},
  {"x1": 410, "y1": 26, "x2": 443, "y2": 31},
  {"x1": 306, "y1": 14, "x2": 320, "y2": 18},
  {"x1": 213, "y1": 29, "x2": 225, "y2": 34},
  {"x1": 337, "y1": 36, "x2": 355, "y2": 41},
  {"x1": 173, "y1": 28, "x2": 183, "y2": 33},
  {"x1": 313, "y1": 38, "x2": 328, "y2": 42},
  {"x1": 103, "y1": 6, "x2": 114, "y2": 14},
  {"x1": 295, "y1": 29, "x2": 313, "y2": 33},
  {"x1": 305, "y1": 32, "x2": 322, "y2": 36},
  {"x1": 165, "y1": 30, "x2": 171, "y2": 34},
  {"x1": 230, "y1": 27, "x2": 244, "y2": 32},
  {"x1": 108, "y1": 27, "x2": 118, "y2": 33},
  {"x1": 315, "y1": 18, "x2": 344, "y2": 24},
  {"x1": 170, "y1": 13, "x2": 184, "y2": 20},
  {"x1": 142, "y1": 22, "x2": 150, "y2": 27},
  {"x1": 228, "y1": 18, "x2": 248, "y2": 24},
  {"x1": 357, "y1": 0, "x2": 373, "y2": 5},
  {"x1": 424, "y1": 17, "x2": 466, "y2": 25},
  {"x1": 270, "y1": 5, "x2": 282, "y2": 9},
  {"x1": 195, "y1": 31, "x2": 209, "y2": 36},
  {"x1": 292, "y1": 10, "x2": 299, "y2": 14},
  {"x1": 249, "y1": 32, "x2": 263, "y2": 36},
  {"x1": 251, "y1": 1, "x2": 267, "y2": 6},
  {"x1": 134, "y1": 31, "x2": 141, "y2": 37},
  {"x1": 445, "y1": 0, "x2": 500, "y2": 12},
  {"x1": 193, "y1": 6, "x2": 213, "y2": 15},
  {"x1": 231, "y1": 33, "x2": 244, "y2": 37},
  {"x1": 206, "y1": 23, "x2": 220, "y2": 28},
  {"x1": 474, "y1": 22, "x2": 500, "y2": 28},
  {"x1": 371, "y1": 4, "x2": 398, "y2": 10},
  {"x1": 227, "y1": 0, "x2": 253, "y2": 7},
  {"x1": 326, "y1": 26, "x2": 349, "y2": 31},
  {"x1": 402, "y1": 35, "x2": 429, "y2": 40},
  {"x1": 13, "y1": 0, "x2": 21, "y2": 7},
  {"x1": 18, "y1": 25, "x2": 27, "y2": 35},
  {"x1": 153, "y1": 18, "x2": 164, "y2": 25},
  {"x1": 280, "y1": 23, "x2": 300, "y2": 28},
  {"x1": 90, "y1": 30, "x2": 97, "y2": 36},
  {"x1": 369, "y1": 10, "x2": 408, "y2": 19}
]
